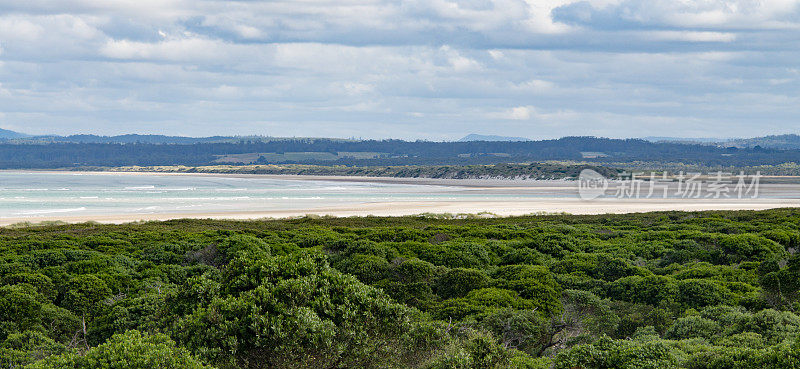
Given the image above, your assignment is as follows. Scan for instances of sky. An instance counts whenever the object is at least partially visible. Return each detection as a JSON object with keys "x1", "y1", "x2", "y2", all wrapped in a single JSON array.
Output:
[{"x1": 0, "y1": 0, "x2": 799, "y2": 140}]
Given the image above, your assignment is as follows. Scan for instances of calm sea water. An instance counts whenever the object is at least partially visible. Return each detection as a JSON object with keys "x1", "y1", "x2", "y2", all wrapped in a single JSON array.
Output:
[{"x1": 0, "y1": 171, "x2": 544, "y2": 218}]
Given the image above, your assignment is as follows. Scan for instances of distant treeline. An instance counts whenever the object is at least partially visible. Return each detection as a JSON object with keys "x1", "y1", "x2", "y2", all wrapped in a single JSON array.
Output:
[
  {"x1": 0, "y1": 137, "x2": 799, "y2": 168},
  {"x1": 723, "y1": 134, "x2": 800, "y2": 150},
  {"x1": 80, "y1": 163, "x2": 621, "y2": 180},
  {"x1": 613, "y1": 161, "x2": 800, "y2": 176}
]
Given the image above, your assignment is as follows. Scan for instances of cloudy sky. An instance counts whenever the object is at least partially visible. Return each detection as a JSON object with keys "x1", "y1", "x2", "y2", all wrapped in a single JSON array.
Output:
[{"x1": 0, "y1": 0, "x2": 799, "y2": 140}]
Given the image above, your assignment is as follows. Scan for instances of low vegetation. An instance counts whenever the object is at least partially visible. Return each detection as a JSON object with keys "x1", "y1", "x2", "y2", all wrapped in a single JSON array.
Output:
[
  {"x1": 2, "y1": 209, "x2": 800, "y2": 368},
  {"x1": 75, "y1": 162, "x2": 621, "y2": 180}
]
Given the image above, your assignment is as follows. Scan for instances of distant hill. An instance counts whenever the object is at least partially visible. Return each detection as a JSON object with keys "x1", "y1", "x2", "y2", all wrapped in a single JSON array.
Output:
[
  {"x1": 458, "y1": 134, "x2": 530, "y2": 142},
  {"x1": 643, "y1": 134, "x2": 800, "y2": 150},
  {"x1": 0, "y1": 135, "x2": 797, "y2": 169},
  {"x1": 642, "y1": 136, "x2": 729, "y2": 144},
  {"x1": 722, "y1": 134, "x2": 800, "y2": 150},
  {"x1": 0, "y1": 128, "x2": 29, "y2": 139},
  {"x1": 24, "y1": 134, "x2": 265, "y2": 144},
  {"x1": 57, "y1": 134, "x2": 248, "y2": 144},
  {"x1": 14, "y1": 134, "x2": 356, "y2": 145}
]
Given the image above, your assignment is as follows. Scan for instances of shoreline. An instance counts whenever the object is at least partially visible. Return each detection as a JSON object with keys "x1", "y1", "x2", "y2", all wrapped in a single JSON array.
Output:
[
  {"x1": 1, "y1": 169, "x2": 800, "y2": 225},
  {"x1": 6, "y1": 168, "x2": 800, "y2": 187},
  {"x1": 2, "y1": 198, "x2": 799, "y2": 226},
  {"x1": 0, "y1": 169, "x2": 581, "y2": 189}
]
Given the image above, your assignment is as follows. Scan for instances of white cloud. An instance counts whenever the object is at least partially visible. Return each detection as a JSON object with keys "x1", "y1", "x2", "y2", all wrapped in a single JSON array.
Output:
[
  {"x1": 488, "y1": 49, "x2": 504, "y2": 59},
  {"x1": 0, "y1": 14, "x2": 105, "y2": 43},
  {"x1": 554, "y1": 0, "x2": 800, "y2": 30},
  {"x1": 98, "y1": 35, "x2": 273, "y2": 63},
  {"x1": 514, "y1": 79, "x2": 555, "y2": 91},
  {"x1": 520, "y1": 0, "x2": 575, "y2": 34},
  {"x1": 341, "y1": 82, "x2": 375, "y2": 95},
  {"x1": 488, "y1": 105, "x2": 534, "y2": 120},
  {"x1": 440, "y1": 46, "x2": 482, "y2": 72},
  {"x1": 233, "y1": 24, "x2": 264, "y2": 39},
  {"x1": 100, "y1": 38, "x2": 218, "y2": 61},
  {"x1": 0, "y1": 0, "x2": 799, "y2": 138},
  {"x1": 0, "y1": 18, "x2": 45, "y2": 41},
  {"x1": 646, "y1": 30, "x2": 737, "y2": 43}
]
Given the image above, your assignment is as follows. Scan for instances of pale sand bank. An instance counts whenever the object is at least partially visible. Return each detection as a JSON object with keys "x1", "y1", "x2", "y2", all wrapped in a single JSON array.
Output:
[
  {"x1": 2, "y1": 198, "x2": 799, "y2": 226},
  {"x1": 5, "y1": 170, "x2": 580, "y2": 188}
]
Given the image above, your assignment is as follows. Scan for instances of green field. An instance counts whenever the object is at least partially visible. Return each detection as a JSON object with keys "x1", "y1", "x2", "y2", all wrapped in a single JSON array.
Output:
[{"x1": 2, "y1": 210, "x2": 800, "y2": 368}]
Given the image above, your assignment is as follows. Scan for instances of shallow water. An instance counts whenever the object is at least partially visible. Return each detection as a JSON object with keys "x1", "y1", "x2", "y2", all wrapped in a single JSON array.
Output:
[
  {"x1": 2, "y1": 171, "x2": 798, "y2": 220},
  {"x1": 0, "y1": 171, "x2": 556, "y2": 218}
]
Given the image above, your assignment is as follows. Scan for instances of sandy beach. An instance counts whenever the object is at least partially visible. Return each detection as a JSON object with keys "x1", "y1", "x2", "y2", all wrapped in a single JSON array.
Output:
[
  {"x1": 2, "y1": 195, "x2": 799, "y2": 225},
  {"x1": 0, "y1": 170, "x2": 798, "y2": 225},
  {"x1": 13, "y1": 169, "x2": 584, "y2": 188},
  {"x1": 2, "y1": 199, "x2": 799, "y2": 225}
]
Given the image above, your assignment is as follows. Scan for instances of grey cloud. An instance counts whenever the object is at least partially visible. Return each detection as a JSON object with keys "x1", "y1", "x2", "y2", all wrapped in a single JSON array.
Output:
[
  {"x1": 551, "y1": 1, "x2": 647, "y2": 30},
  {"x1": 552, "y1": 0, "x2": 800, "y2": 30},
  {"x1": 0, "y1": 1, "x2": 799, "y2": 139}
]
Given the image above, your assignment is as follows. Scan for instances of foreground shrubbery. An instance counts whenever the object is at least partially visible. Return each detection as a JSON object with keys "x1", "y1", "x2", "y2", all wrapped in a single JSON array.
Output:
[{"x1": 1, "y1": 209, "x2": 800, "y2": 368}]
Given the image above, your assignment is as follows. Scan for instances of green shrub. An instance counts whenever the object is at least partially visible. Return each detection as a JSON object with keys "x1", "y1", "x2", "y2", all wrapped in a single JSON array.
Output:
[
  {"x1": 334, "y1": 253, "x2": 390, "y2": 283},
  {"x1": 553, "y1": 336, "x2": 677, "y2": 369},
  {"x1": 171, "y1": 253, "x2": 424, "y2": 369},
  {"x1": 394, "y1": 258, "x2": 436, "y2": 283},
  {"x1": 745, "y1": 309, "x2": 800, "y2": 344},
  {"x1": 436, "y1": 288, "x2": 533, "y2": 321},
  {"x1": 678, "y1": 279, "x2": 732, "y2": 308},
  {"x1": 607, "y1": 275, "x2": 678, "y2": 307},
  {"x1": 685, "y1": 342, "x2": 800, "y2": 369},
  {"x1": 716, "y1": 332, "x2": 767, "y2": 349},
  {"x1": 0, "y1": 285, "x2": 44, "y2": 341},
  {"x1": 0, "y1": 331, "x2": 65, "y2": 367},
  {"x1": 437, "y1": 268, "x2": 491, "y2": 299},
  {"x1": 719, "y1": 234, "x2": 785, "y2": 263},
  {"x1": 216, "y1": 234, "x2": 270, "y2": 260},
  {"x1": 29, "y1": 330, "x2": 211, "y2": 369},
  {"x1": 664, "y1": 315, "x2": 722, "y2": 340},
  {"x1": 493, "y1": 265, "x2": 562, "y2": 316},
  {"x1": 2, "y1": 273, "x2": 56, "y2": 301},
  {"x1": 61, "y1": 274, "x2": 112, "y2": 314}
]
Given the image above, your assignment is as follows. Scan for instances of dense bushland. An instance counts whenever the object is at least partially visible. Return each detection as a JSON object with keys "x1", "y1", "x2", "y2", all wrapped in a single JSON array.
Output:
[
  {"x1": 1, "y1": 136, "x2": 800, "y2": 168},
  {"x1": 2, "y1": 209, "x2": 800, "y2": 368}
]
